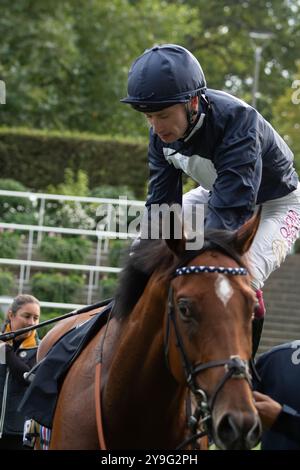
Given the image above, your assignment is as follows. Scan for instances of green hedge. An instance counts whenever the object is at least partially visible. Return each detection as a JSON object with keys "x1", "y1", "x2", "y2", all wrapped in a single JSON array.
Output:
[
  {"x1": 0, "y1": 270, "x2": 14, "y2": 295},
  {"x1": 38, "y1": 236, "x2": 92, "y2": 264},
  {"x1": 0, "y1": 127, "x2": 148, "y2": 199},
  {"x1": 0, "y1": 231, "x2": 21, "y2": 258},
  {"x1": 0, "y1": 178, "x2": 37, "y2": 224},
  {"x1": 31, "y1": 272, "x2": 84, "y2": 303},
  {"x1": 108, "y1": 240, "x2": 130, "y2": 267},
  {"x1": 100, "y1": 275, "x2": 118, "y2": 299}
]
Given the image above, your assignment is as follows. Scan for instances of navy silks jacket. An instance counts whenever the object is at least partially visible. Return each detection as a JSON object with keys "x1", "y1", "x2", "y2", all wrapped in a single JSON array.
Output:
[{"x1": 146, "y1": 89, "x2": 298, "y2": 231}]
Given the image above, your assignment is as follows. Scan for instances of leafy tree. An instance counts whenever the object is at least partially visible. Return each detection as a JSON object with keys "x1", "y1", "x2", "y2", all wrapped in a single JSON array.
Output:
[
  {"x1": 0, "y1": 0, "x2": 198, "y2": 136},
  {"x1": 272, "y1": 63, "x2": 300, "y2": 170},
  {"x1": 1, "y1": 0, "x2": 299, "y2": 136},
  {"x1": 89, "y1": 184, "x2": 136, "y2": 200},
  {"x1": 182, "y1": 0, "x2": 300, "y2": 119}
]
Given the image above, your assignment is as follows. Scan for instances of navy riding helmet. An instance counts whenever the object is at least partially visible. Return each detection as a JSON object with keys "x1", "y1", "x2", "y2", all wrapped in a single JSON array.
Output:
[{"x1": 120, "y1": 44, "x2": 206, "y2": 113}]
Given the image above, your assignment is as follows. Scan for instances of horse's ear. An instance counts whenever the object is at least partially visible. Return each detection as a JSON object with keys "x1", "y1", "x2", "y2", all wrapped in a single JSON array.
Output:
[{"x1": 234, "y1": 207, "x2": 261, "y2": 255}]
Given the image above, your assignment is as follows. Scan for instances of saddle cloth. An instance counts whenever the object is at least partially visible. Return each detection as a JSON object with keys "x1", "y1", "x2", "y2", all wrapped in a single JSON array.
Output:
[{"x1": 19, "y1": 303, "x2": 112, "y2": 429}]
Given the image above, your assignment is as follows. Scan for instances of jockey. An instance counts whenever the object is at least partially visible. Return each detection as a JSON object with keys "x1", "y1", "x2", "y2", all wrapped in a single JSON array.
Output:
[{"x1": 121, "y1": 44, "x2": 300, "y2": 352}]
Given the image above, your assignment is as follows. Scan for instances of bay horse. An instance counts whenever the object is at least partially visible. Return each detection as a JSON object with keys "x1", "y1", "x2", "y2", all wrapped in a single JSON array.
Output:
[{"x1": 37, "y1": 213, "x2": 262, "y2": 450}]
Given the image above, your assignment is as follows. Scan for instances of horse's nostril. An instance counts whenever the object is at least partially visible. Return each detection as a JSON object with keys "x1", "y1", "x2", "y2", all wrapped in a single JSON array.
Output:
[
  {"x1": 247, "y1": 417, "x2": 262, "y2": 448},
  {"x1": 216, "y1": 413, "x2": 262, "y2": 450},
  {"x1": 217, "y1": 414, "x2": 240, "y2": 448}
]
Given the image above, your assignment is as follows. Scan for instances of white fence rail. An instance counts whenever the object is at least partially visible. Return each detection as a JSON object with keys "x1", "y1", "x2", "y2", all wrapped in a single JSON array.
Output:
[
  {"x1": 0, "y1": 296, "x2": 85, "y2": 312},
  {"x1": 0, "y1": 222, "x2": 133, "y2": 285},
  {"x1": 0, "y1": 258, "x2": 121, "y2": 304},
  {"x1": 0, "y1": 188, "x2": 144, "y2": 246},
  {"x1": 0, "y1": 190, "x2": 144, "y2": 308},
  {"x1": 0, "y1": 189, "x2": 145, "y2": 206}
]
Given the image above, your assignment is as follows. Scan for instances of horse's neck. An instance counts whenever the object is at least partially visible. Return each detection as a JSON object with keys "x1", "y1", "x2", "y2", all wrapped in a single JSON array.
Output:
[
  {"x1": 104, "y1": 277, "x2": 175, "y2": 397},
  {"x1": 102, "y1": 275, "x2": 186, "y2": 448}
]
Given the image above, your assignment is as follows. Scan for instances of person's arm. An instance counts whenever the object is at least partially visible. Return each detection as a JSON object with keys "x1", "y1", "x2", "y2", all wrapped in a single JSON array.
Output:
[
  {"x1": 253, "y1": 391, "x2": 282, "y2": 429},
  {"x1": 206, "y1": 107, "x2": 262, "y2": 231},
  {"x1": 5, "y1": 343, "x2": 32, "y2": 384},
  {"x1": 254, "y1": 391, "x2": 300, "y2": 444},
  {"x1": 142, "y1": 130, "x2": 182, "y2": 239},
  {"x1": 146, "y1": 130, "x2": 182, "y2": 208}
]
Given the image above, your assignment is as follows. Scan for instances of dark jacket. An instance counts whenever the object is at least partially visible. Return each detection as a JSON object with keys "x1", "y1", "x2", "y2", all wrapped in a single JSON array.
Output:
[
  {"x1": 253, "y1": 341, "x2": 300, "y2": 450},
  {"x1": 0, "y1": 331, "x2": 38, "y2": 437},
  {"x1": 146, "y1": 89, "x2": 298, "y2": 231}
]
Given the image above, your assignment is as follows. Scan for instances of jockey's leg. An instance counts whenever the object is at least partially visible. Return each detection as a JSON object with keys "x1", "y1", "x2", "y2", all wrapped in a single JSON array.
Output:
[
  {"x1": 251, "y1": 288, "x2": 266, "y2": 357},
  {"x1": 248, "y1": 184, "x2": 300, "y2": 354},
  {"x1": 183, "y1": 184, "x2": 300, "y2": 356},
  {"x1": 249, "y1": 185, "x2": 300, "y2": 289},
  {"x1": 183, "y1": 185, "x2": 210, "y2": 208},
  {"x1": 183, "y1": 186, "x2": 209, "y2": 250},
  {"x1": 252, "y1": 317, "x2": 264, "y2": 358},
  {"x1": 183, "y1": 186, "x2": 268, "y2": 355}
]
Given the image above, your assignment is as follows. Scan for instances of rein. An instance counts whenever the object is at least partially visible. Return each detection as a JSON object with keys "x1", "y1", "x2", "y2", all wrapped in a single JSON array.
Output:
[
  {"x1": 165, "y1": 264, "x2": 252, "y2": 450},
  {"x1": 0, "y1": 298, "x2": 113, "y2": 342}
]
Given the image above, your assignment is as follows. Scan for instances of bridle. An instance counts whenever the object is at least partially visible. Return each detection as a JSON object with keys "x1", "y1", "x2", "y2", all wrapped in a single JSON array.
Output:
[{"x1": 164, "y1": 264, "x2": 253, "y2": 450}]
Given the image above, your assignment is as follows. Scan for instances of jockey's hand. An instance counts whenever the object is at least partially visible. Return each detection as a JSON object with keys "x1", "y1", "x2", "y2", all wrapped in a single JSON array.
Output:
[{"x1": 253, "y1": 391, "x2": 282, "y2": 430}]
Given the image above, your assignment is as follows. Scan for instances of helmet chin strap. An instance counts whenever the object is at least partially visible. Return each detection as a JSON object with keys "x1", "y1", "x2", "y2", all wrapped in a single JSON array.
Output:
[{"x1": 183, "y1": 102, "x2": 199, "y2": 139}]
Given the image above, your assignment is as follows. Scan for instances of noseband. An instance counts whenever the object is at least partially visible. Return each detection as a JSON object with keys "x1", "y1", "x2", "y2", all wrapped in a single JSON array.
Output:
[{"x1": 165, "y1": 264, "x2": 252, "y2": 449}]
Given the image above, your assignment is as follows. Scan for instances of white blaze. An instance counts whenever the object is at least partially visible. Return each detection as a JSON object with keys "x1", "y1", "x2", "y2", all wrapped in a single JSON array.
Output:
[{"x1": 215, "y1": 274, "x2": 233, "y2": 307}]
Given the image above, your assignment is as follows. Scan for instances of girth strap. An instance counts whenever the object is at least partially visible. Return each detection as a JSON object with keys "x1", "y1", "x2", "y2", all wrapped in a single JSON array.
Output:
[
  {"x1": 95, "y1": 362, "x2": 107, "y2": 450},
  {"x1": 94, "y1": 307, "x2": 114, "y2": 450}
]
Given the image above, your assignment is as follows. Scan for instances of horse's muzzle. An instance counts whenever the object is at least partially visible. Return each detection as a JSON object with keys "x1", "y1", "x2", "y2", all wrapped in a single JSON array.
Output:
[{"x1": 214, "y1": 411, "x2": 262, "y2": 450}]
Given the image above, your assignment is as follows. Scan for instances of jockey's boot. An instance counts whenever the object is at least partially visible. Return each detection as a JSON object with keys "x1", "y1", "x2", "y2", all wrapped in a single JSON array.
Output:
[{"x1": 252, "y1": 289, "x2": 266, "y2": 357}]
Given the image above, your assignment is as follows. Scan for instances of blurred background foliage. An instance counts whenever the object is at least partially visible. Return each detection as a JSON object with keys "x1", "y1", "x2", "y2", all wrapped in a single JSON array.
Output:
[{"x1": 0, "y1": 0, "x2": 299, "y2": 163}]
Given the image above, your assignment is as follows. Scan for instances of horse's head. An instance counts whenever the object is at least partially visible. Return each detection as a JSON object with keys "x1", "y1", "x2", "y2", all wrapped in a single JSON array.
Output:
[{"x1": 165, "y1": 212, "x2": 262, "y2": 450}]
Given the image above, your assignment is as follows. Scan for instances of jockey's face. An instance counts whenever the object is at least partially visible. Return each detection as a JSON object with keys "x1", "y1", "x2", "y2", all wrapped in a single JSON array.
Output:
[
  {"x1": 144, "y1": 97, "x2": 198, "y2": 143},
  {"x1": 8, "y1": 302, "x2": 40, "y2": 340}
]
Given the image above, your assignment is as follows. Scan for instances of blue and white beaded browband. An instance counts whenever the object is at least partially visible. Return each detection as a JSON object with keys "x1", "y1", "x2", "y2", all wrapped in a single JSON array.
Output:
[{"x1": 175, "y1": 266, "x2": 248, "y2": 277}]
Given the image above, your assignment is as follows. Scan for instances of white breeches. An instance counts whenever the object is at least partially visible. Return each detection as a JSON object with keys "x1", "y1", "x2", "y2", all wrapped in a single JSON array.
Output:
[{"x1": 183, "y1": 184, "x2": 300, "y2": 289}]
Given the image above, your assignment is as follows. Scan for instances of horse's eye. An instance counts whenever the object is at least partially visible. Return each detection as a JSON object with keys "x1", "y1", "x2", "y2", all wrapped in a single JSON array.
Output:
[{"x1": 177, "y1": 299, "x2": 192, "y2": 321}]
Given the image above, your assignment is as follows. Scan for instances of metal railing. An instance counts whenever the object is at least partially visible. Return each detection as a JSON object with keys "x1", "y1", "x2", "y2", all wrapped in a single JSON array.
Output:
[
  {"x1": 0, "y1": 258, "x2": 121, "y2": 305},
  {"x1": 0, "y1": 296, "x2": 85, "y2": 311},
  {"x1": 0, "y1": 222, "x2": 134, "y2": 283},
  {"x1": 0, "y1": 188, "x2": 144, "y2": 246},
  {"x1": 0, "y1": 190, "x2": 144, "y2": 308}
]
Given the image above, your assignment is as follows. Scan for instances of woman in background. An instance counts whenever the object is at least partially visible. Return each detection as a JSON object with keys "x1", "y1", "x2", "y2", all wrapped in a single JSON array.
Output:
[{"x1": 0, "y1": 294, "x2": 40, "y2": 450}]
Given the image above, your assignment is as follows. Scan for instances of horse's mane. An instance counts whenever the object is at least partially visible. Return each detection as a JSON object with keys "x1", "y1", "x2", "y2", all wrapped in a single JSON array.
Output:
[{"x1": 112, "y1": 229, "x2": 245, "y2": 320}]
